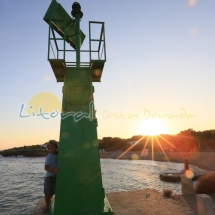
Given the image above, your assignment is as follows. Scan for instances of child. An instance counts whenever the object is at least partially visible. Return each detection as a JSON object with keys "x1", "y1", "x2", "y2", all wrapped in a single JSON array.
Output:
[{"x1": 43, "y1": 140, "x2": 60, "y2": 213}]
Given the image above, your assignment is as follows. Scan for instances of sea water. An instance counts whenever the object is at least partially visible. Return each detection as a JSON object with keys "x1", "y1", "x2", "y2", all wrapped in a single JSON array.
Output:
[{"x1": 0, "y1": 156, "x2": 201, "y2": 215}]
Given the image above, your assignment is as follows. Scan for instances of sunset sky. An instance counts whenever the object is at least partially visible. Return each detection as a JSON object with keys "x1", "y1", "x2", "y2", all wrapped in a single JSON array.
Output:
[{"x1": 0, "y1": 0, "x2": 215, "y2": 150}]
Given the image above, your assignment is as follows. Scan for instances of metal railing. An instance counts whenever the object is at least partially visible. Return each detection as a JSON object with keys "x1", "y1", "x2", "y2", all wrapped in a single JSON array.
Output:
[{"x1": 47, "y1": 20, "x2": 106, "y2": 67}]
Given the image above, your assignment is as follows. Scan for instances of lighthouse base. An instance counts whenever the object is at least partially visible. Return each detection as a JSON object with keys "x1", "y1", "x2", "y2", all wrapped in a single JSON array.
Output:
[{"x1": 48, "y1": 195, "x2": 113, "y2": 215}]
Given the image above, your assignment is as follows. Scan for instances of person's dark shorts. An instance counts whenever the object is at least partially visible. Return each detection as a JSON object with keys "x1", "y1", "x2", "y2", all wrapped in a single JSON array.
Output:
[{"x1": 44, "y1": 176, "x2": 56, "y2": 195}]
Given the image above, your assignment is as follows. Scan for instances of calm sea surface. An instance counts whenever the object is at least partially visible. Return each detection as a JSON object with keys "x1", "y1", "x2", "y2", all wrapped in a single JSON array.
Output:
[{"x1": 0, "y1": 156, "x2": 202, "y2": 215}]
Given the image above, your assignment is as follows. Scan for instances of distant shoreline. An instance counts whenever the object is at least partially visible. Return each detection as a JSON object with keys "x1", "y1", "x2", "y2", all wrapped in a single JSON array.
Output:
[
  {"x1": 100, "y1": 151, "x2": 215, "y2": 170},
  {"x1": 0, "y1": 149, "x2": 171, "y2": 160},
  {"x1": 1, "y1": 149, "x2": 214, "y2": 171},
  {"x1": 0, "y1": 149, "x2": 48, "y2": 157}
]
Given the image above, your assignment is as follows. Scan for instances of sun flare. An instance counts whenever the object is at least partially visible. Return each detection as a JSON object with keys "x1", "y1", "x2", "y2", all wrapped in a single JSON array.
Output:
[{"x1": 136, "y1": 118, "x2": 169, "y2": 136}]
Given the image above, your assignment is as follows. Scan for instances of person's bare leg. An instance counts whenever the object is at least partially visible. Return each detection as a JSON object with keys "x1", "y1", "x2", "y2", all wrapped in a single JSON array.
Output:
[
  {"x1": 49, "y1": 194, "x2": 53, "y2": 207},
  {"x1": 45, "y1": 194, "x2": 52, "y2": 209}
]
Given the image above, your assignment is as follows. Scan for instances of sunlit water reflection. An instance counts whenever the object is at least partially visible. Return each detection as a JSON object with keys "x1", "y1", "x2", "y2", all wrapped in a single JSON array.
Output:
[
  {"x1": 101, "y1": 159, "x2": 199, "y2": 193},
  {"x1": 0, "y1": 157, "x2": 202, "y2": 215}
]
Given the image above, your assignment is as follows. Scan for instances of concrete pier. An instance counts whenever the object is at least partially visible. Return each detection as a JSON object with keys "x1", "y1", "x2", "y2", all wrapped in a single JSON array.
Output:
[{"x1": 197, "y1": 194, "x2": 214, "y2": 215}]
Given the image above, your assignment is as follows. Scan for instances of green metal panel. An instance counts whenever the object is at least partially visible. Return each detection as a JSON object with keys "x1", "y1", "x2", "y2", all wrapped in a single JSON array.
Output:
[
  {"x1": 90, "y1": 60, "x2": 105, "y2": 82},
  {"x1": 51, "y1": 68, "x2": 112, "y2": 214},
  {"x1": 49, "y1": 59, "x2": 65, "y2": 82},
  {"x1": 44, "y1": 0, "x2": 85, "y2": 49}
]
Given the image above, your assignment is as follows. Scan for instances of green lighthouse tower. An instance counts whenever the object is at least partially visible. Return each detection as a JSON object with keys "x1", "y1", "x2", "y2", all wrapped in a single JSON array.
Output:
[{"x1": 43, "y1": 1, "x2": 113, "y2": 214}]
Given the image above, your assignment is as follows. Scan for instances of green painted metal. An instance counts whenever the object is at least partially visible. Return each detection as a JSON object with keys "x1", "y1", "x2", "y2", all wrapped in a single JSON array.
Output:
[
  {"x1": 44, "y1": 0, "x2": 85, "y2": 50},
  {"x1": 51, "y1": 67, "x2": 113, "y2": 215},
  {"x1": 89, "y1": 21, "x2": 106, "y2": 82},
  {"x1": 89, "y1": 21, "x2": 106, "y2": 62},
  {"x1": 43, "y1": 1, "x2": 112, "y2": 215},
  {"x1": 75, "y1": 15, "x2": 81, "y2": 67},
  {"x1": 90, "y1": 60, "x2": 105, "y2": 82},
  {"x1": 47, "y1": 21, "x2": 107, "y2": 82},
  {"x1": 49, "y1": 59, "x2": 65, "y2": 82}
]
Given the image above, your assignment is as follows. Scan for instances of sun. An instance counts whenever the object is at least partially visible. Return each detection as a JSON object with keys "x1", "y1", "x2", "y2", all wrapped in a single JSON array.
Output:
[
  {"x1": 27, "y1": 92, "x2": 61, "y2": 115},
  {"x1": 136, "y1": 118, "x2": 169, "y2": 136}
]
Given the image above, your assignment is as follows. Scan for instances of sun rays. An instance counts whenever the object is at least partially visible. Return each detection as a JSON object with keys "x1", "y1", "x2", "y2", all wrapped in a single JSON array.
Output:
[
  {"x1": 102, "y1": 132, "x2": 198, "y2": 178},
  {"x1": 103, "y1": 41, "x2": 199, "y2": 175}
]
